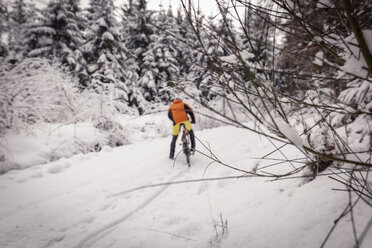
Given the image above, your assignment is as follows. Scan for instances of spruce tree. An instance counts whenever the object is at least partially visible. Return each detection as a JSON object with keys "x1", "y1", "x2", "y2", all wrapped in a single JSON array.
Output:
[
  {"x1": 6, "y1": 0, "x2": 29, "y2": 64},
  {"x1": 188, "y1": 13, "x2": 227, "y2": 102},
  {"x1": 121, "y1": 0, "x2": 154, "y2": 112},
  {"x1": 22, "y1": 0, "x2": 84, "y2": 72},
  {"x1": 239, "y1": 4, "x2": 273, "y2": 69},
  {"x1": 120, "y1": 9, "x2": 145, "y2": 113},
  {"x1": 139, "y1": 5, "x2": 180, "y2": 103},
  {"x1": 175, "y1": 6, "x2": 197, "y2": 82},
  {"x1": 83, "y1": 0, "x2": 130, "y2": 113},
  {"x1": 0, "y1": 1, "x2": 9, "y2": 58},
  {"x1": 9, "y1": 0, "x2": 27, "y2": 42}
]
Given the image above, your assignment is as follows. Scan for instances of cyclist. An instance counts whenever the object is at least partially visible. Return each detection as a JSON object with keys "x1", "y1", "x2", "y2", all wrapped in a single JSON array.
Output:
[{"x1": 168, "y1": 98, "x2": 196, "y2": 160}]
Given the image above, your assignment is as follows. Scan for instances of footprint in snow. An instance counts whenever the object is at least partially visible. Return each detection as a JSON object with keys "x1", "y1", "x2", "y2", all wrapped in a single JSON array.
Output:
[
  {"x1": 30, "y1": 172, "x2": 43, "y2": 179},
  {"x1": 197, "y1": 183, "x2": 208, "y2": 194},
  {"x1": 47, "y1": 164, "x2": 65, "y2": 174},
  {"x1": 164, "y1": 216, "x2": 185, "y2": 226},
  {"x1": 217, "y1": 180, "x2": 226, "y2": 188},
  {"x1": 16, "y1": 178, "x2": 28, "y2": 183},
  {"x1": 80, "y1": 216, "x2": 96, "y2": 224},
  {"x1": 44, "y1": 234, "x2": 66, "y2": 247},
  {"x1": 99, "y1": 203, "x2": 112, "y2": 211},
  {"x1": 46, "y1": 161, "x2": 70, "y2": 174},
  {"x1": 6, "y1": 170, "x2": 20, "y2": 175},
  {"x1": 30, "y1": 165, "x2": 43, "y2": 171}
]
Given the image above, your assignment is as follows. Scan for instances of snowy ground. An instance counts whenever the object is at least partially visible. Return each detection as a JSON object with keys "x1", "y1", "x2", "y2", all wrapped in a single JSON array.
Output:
[{"x1": 0, "y1": 123, "x2": 371, "y2": 248}]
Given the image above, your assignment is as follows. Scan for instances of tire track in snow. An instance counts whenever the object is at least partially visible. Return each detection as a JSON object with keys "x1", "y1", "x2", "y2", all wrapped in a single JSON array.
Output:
[{"x1": 74, "y1": 169, "x2": 187, "y2": 248}]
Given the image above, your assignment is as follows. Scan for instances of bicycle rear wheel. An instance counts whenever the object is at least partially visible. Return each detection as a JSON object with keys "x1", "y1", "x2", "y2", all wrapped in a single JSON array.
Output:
[
  {"x1": 182, "y1": 139, "x2": 191, "y2": 167},
  {"x1": 186, "y1": 153, "x2": 191, "y2": 167},
  {"x1": 181, "y1": 126, "x2": 191, "y2": 167}
]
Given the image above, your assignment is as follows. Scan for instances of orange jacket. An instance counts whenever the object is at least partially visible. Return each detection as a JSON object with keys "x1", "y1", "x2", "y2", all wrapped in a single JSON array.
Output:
[{"x1": 168, "y1": 99, "x2": 195, "y2": 125}]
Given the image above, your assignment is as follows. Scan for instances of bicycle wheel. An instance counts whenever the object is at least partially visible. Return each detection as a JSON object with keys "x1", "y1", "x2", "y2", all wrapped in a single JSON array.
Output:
[
  {"x1": 186, "y1": 153, "x2": 191, "y2": 167},
  {"x1": 182, "y1": 138, "x2": 190, "y2": 167},
  {"x1": 181, "y1": 126, "x2": 191, "y2": 167}
]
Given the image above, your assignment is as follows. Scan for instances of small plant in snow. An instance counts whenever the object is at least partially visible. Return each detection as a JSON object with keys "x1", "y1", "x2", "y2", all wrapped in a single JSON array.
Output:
[
  {"x1": 209, "y1": 213, "x2": 228, "y2": 248},
  {"x1": 93, "y1": 116, "x2": 130, "y2": 147}
]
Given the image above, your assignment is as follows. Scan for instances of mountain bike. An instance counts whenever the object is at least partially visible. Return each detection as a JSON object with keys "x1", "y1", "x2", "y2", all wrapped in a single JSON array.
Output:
[{"x1": 180, "y1": 123, "x2": 191, "y2": 167}]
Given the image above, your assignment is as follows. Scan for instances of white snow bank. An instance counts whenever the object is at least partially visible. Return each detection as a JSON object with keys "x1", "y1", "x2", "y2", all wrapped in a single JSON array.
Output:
[
  {"x1": 0, "y1": 122, "x2": 105, "y2": 173},
  {"x1": 0, "y1": 107, "x2": 225, "y2": 174}
]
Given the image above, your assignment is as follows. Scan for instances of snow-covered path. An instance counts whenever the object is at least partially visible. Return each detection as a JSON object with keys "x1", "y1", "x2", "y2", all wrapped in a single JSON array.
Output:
[{"x1": 0, "y1": 125, "x2": 371, "y2": 248}]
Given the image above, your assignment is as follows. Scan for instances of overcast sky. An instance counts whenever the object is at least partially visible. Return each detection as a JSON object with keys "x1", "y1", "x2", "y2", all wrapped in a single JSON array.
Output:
[
  {"x1": 13, "y1": 0, "x2": 245, "y2": 25},
  {"x1": 24, "y1": 0, "x2": 219, "y2": 15},
  {"x1": 112, "y1": 0, "x2": 220, "y2": 17}
]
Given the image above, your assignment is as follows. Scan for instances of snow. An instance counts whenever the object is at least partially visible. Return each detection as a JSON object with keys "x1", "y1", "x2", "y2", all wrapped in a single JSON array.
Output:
[
  {"x1": 275, "y1": 118, "x2": 305, "y2": 153},
  {"x1": 339, "y1": 80, "x2": 371, "y2": 107},
  {"x1": 313, "y1": 50, "x2": 324, "y2": 66},
  {"x1": 1, "y1": 122, "x2": 105, "y2": 172},
  {"x1": 86, "y1": 63, "x2": 101, "y2": 73},
  {"x1": 102, "y1": 31, "x2": 114, "y2": 41},
  {"x1": 98, "y1": 17, "x2": 108, "y2": 28},
  {"x1": 339, "y1": 30, "x2": 372, "y2": 78},
  {"x1": 220, "y1": 51, "x2": 255, "y2": 63},
  {"x1": 317, "y1": 0, "x2": 333, "y2": 8},
  {"x1": 0, "y1": 118, "x2": 371, "y2": 248}
]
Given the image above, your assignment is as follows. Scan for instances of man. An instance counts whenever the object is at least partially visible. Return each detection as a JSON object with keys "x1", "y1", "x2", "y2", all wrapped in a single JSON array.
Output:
[{"x1": 168, "y1": 98, "x2": 196, "y2": 159}]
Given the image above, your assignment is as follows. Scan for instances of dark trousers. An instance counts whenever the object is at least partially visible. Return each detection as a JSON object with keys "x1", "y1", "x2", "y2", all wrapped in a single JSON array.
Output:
[{"x1": 170, "y1": 130, "x2": 195, "y2": 158}]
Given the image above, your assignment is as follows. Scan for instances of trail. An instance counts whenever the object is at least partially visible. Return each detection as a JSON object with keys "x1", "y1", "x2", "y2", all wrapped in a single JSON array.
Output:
[{"x1": 75, "y1": 169, "x2": 187, "y2": 248}]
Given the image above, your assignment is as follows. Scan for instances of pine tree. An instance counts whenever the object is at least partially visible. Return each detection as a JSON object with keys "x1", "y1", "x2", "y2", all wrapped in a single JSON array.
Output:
[
  {"x1": 123, "y1": 0, "x2": 152, "y2": 62},
  {"x1": 83, "y1": 0, "x2": 130, "y2": 113},
  {"x1": 9, "y1": 0, "x2": 27, "y2": 40},
  {"x1": 7, "y1": 1, "x2": 38, "y2": 64},
  {"x1": 0, "y1": 0, "x2": 9, "y2": 58},
  {"x1": 187, "y1": 13, "x2": 228, "y2": 102},
  {"x1": 175, "y1": 6, "x2": 197, "y2": 81},
  {"x1": 276, "y1": 0, "x2": 372, "y2": 94},
  {"x1": 276, "y1": 0, "x2": 341, "y2": 93},
  {"x1": 22, "y1": 0, "x2": 85, "y2": 72},
  {"x1": 121, "y1": 0, "x2": 154, "y2": 112},
  {"x1": 138, "y1": 5, "x2": 181, "y2": 103},
  {"x1": 240, "y1": 4, "x2": 273, "y2": 69},
  {"x1": 120, "y1": 10, "x2": 145, "y2": 113},
  {"x1": 234, "y1": 2, "x2": 276, "y2": 90}
]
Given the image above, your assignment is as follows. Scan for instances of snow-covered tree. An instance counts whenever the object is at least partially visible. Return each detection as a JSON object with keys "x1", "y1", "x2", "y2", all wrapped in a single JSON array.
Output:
[
  {"x1": 120, "y1": 0, "x2": 154, "y2": 112},
  {"x1": 21, "y1": 0, "x2": 85, "y2": 73},
  {"x1": 6, "y1": 1, "x2": 37, "y2": 64},
  {"x1": 0, "y1": 0, "x2": 9, "y2": 58},
  {"x1": 239, "y1": 3, "x2": 273, "y2": 72},
  {"x1": 122, "y1": 0, "x2": 152, "y2": 62},
  {"x1": 82, "y1": 0, "x2": 131, "y2": 113},
  {"x1": 138, "y1": 5, "x2": 180, "y2": 103},
  {"x1": 275, "y1": 0, "x2": 342, "y2": 93},
  {"x1": 174, "y1": 6, "x2": 198, "y2": 82},
  {"x1": 187, "y1": 13, "x2": 229, "y2": 103},
  {"x1": 8, "y1": 0, "x2": 27, "y2": 44}
]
